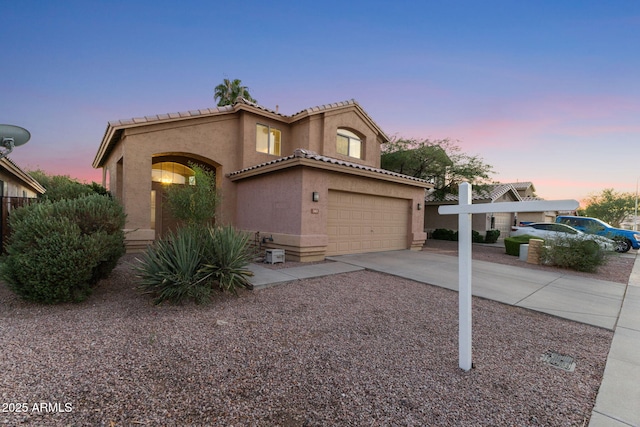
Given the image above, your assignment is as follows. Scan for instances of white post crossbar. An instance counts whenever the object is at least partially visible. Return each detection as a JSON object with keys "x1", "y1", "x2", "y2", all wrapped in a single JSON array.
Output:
[{"x1": 437, "y1": 182, "x2": 579, "y2": 371}]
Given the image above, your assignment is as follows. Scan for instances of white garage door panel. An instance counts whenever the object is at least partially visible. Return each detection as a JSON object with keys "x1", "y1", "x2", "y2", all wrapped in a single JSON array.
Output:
[
  {"x1": 492, "y1": 212, "x2": 512, "y2": 238},
  {"x1": 327, "y1": 191, "x2": 409, "y2": 256}
]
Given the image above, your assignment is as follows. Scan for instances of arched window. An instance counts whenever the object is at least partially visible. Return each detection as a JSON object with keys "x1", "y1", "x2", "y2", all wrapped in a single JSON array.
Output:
[
  {"x1": 151, "y1": 162, "x2": 195, "y2": 185},
  {"x1": 336, "y1": 129, "x2": 362, "y2": 159}
]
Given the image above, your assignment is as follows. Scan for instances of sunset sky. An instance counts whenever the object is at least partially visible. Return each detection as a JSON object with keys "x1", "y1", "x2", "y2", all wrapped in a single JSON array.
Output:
[{"x1": 2, "y1": 1, "x2": 638, "y2": 204}]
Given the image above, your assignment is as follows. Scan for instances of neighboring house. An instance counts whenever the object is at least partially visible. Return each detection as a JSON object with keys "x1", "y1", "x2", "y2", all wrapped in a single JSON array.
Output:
[
  {"x1": 0, "y1": 157, "x2": 46, "y2": 249},
  {"x1": 424, "y1": 183, "x2": 521, "y2": 238},
  {"x1": 504, "y1": 181, "x2": 555, "y2": 224},
  {"x1": 424, "y1": 181, "x2": 567, "y2": 238},
  {"x1": 509, "y1": 181, "x2": 537, "y2": 199},
  {"x1": 92, "y1": 99, "x2": 432, "y2": 260},
  {"x1": 506, "y1": 181, "x2": 569, "y2": 224}
]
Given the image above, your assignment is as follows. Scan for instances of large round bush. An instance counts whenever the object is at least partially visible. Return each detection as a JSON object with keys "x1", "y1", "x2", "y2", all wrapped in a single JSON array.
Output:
[{"x1": 1, "y1": 194, "x2": 126, "y2": 303}]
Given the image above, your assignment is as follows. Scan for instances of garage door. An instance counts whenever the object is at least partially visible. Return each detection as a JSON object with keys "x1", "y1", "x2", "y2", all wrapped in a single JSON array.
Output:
[
  {"x1": 492, "y1": 212, "x2": 513, "y2": 238},
  {"x1": 327, "y1": 191, "x2": 409, "y2": 256}
]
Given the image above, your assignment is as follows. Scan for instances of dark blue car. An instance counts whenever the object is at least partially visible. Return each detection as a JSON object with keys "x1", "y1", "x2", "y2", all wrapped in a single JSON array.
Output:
[{"x1": 555, "y1": 216, "x2": 640, "y2": 253}]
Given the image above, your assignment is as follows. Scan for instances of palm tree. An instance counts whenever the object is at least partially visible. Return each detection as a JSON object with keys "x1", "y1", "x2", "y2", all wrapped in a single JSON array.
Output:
[{"x1": 214, "y1": 78, "x2": 257, "y2": 106}]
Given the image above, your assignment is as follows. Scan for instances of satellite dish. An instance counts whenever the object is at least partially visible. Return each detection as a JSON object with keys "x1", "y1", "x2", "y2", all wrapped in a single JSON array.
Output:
[{"x1": 0, "y1": 124, "x2": 31, "y2": 159}]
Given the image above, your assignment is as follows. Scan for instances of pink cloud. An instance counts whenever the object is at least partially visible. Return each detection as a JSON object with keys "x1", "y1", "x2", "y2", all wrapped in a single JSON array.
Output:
[{"x1": 390, "y1": 92, "x2": 640, "y2": 151}]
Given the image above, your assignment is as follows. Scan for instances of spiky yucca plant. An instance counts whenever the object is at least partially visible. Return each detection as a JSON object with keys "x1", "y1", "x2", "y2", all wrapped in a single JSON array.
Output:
[
  {"x1": 135, "y1": 225, "x2": 254, "y2": 304},
  {"x1": 201, "y1": 225, "x2": 254, "y2": 294},
  {"x1": 135, "y1": 226, "x2": 212, "y2": 304}
]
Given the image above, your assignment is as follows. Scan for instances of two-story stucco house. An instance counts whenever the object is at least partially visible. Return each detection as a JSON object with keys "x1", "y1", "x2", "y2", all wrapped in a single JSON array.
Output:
[{"x1": 92, "y1": 98, "x2": 432, "y2": 261}]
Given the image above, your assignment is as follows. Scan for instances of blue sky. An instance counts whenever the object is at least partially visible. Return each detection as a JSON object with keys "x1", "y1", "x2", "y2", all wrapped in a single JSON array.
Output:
[{"x1": 2, "y1": 0, "x2": 639, "y2": 202}]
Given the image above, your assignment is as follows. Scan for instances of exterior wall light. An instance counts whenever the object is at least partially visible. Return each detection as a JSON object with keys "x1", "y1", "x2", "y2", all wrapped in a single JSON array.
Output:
[
  {"x1": 417, "y1": 203, "x2": 422, "y2": 210},
  {"x1": 312, "y1": 192, "x2": 319, "y2": 202}
]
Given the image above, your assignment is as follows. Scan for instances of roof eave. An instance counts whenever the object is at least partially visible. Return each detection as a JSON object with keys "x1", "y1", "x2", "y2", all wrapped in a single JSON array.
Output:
[
  {"x1": 229, "y1": 157, "x2": 433, "y2": 188},
  {"x1": 0, "y1": 157, "x2": 46, "y2": 194}
]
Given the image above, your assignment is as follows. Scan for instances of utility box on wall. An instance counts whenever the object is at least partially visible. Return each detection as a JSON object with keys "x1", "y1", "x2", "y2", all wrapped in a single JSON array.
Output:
[{"x1": 265, "y1": 249, "x2": 285, "y2": 264}]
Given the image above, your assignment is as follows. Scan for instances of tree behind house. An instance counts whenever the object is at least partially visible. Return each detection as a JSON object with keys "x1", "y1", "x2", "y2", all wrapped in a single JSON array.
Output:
[
  {"x1": 579, "y1": 188, "x2": 636, "y2": 227},
  {"x1": 214, "y1": 78, "x2": 257, "y2": 106},
  {"x1": 381, "y1": 138, "x2": 494, "y2": 199}
]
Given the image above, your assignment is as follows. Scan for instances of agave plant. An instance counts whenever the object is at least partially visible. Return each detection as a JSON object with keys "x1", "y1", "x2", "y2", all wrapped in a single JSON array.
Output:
[
  {"x1": 200, "y1": 225, "x2": 254, "y2": 294},
  {"x1": 135, "y1": 226, "x2": 212, "y2": 304}
]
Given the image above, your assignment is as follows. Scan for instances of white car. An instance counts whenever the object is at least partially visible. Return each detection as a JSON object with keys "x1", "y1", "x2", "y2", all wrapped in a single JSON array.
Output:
[{"x1": 510, "y1": 222, "x2": 615, "y2": 251}]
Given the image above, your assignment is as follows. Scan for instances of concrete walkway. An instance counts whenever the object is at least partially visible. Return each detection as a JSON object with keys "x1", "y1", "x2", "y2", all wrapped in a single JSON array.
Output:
[
  {"x1": 247, "y1": 261, "x2": 364, "y2": 289},
  {"x1": 589, "y1": 253, "x2": 640, "y2": 427},
  {"x1": 248, "y1": 249, "x2": 640, "y2": 426}
]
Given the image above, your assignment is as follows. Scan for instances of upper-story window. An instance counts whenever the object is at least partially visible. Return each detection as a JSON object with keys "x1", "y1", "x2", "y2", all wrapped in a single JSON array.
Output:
[
  {"x1": 337, "y1": 129, "x2": 362, "y2": 159},
  {"x1": 256, "y1": 124, "x2": 281, "y2": 155}
]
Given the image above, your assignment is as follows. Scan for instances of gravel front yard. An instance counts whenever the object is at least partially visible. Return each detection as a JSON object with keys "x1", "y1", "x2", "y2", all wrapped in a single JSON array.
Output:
[{"x1": 1, "y1": 244, "x2": 631, "y2": 426}]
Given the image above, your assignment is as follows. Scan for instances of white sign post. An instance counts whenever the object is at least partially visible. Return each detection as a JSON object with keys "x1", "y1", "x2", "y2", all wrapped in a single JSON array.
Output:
[{"x1": 438, "y1": 182, "x2": 579, "y2": 371}]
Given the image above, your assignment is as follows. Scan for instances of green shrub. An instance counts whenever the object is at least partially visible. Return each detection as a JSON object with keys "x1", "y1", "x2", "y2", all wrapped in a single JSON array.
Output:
[
  {"x1": 485, "y1": 229, "x2": 501, "y2": 243},
  {"x1": 541, "y1": 236, "x2": 606, "y2": 273},
  {"x1": 135, "y1": 225, "x2": 253, "y2": 304},
  {"x1": 28, "y1": 169, "x2": 109, "y2": 201},
  {"x1": 164, "y1": 164, "x2": 218, "y2": 227},
  {"x1": 433, "y1": 228, "x2": 488, "y2": 243},
  {"x1": 504, "y1": 235, "x2": 539, "y2": 256},
  {"x1": 432, "y1": 228, "x2": 457, "y2": 241},
  {"x1": 1, "y1": 194, "x2": 125, "y2": 303},
  {"x1": 472, "y1": 230, "x2": 485, "y2": 243}
]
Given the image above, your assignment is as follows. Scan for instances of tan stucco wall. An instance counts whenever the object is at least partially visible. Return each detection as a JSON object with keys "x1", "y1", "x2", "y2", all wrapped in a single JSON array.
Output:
[
  {"x1": 234, "y1": 167, "x2": 330, "y2": 261},
  {"x1": 239, "y1": 111, "x2": 293, "y2": 168},
  {"x1": 235, "y1": 166, "x2": 426, "y2": 260},
  {"x1": 235, "y1": 167, "x2": 304, "y2": 234},
  {"x1": 321, "y1": 109, "x2": 381, "y2": 168},
  {"x1": 100, "y1": 115, "x2": 242, "y2": 250}
]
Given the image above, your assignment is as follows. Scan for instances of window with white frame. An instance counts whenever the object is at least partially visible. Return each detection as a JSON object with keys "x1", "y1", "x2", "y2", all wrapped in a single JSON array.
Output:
[
  {"x1": 256, "y1": 124, "x2": 281, "y2": 155},
  {"x1": 336, "y1": 129, "x2": 362, "y2": 159}
]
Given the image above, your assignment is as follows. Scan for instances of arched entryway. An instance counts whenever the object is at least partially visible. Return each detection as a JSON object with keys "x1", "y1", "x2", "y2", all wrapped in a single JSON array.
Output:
[{"x1": 151, "y1": 153, "x2": 220, "y2": 239}]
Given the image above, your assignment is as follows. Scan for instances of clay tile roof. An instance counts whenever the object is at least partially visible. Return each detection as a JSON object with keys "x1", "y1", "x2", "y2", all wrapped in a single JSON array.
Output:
[
  {"x1": 105, "y1": 98, "x2": 364, "y2": 130},
  {"x1": 425, "y1": 183, "x2": 522, "y2": 203},
  {"x1": 292, "y1": 99, "x2": 356, "y2": 116},
  {"x1": 506, "y1": 181, "x2": 534, "y2": 190},
  {"x1": 108, "y1": 105, "x2": 239, "y2": 128},
  {"x1": 228, "y1": 148, "x2": 432, "y2": 185},
  {"x1": 234, "y1": 97, "x2": 286, "y2": 117}
]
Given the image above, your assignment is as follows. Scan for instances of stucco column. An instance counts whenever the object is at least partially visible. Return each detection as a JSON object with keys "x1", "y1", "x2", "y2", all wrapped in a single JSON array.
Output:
[{"x1": 122, "y1": 154, "x2": 155, "y2": 249}]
